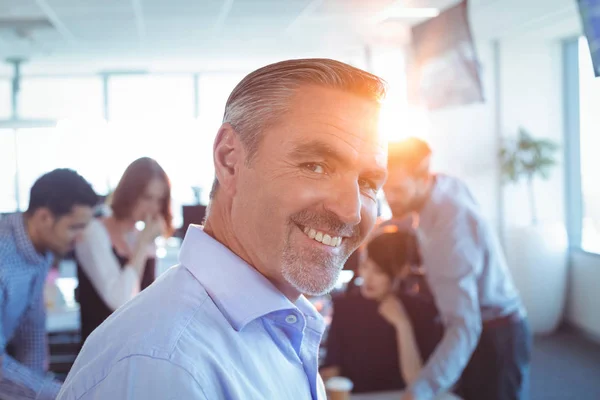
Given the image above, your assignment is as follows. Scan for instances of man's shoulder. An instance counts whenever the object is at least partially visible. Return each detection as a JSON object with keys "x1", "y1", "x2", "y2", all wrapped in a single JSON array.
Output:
[
  {"x1": 0, "y1": 227, "x2": 22, "y2": 282},
  {"x1": 63, "y1": 264, "x2": 244, "y2": 397},
  {"x1": 59, "y1": 354, "x2": 208, "y2": 400},
  {"x1": 429, "y1": 175, "x2": 480, "y2": 222},
  {"x1": 70, "y1": 265, "x2": 224, "y2": 376},
  {"x1": 0, "y1": 220, "x2": 17, "y2": 250},
  {"x1": 88, "y1": 265, "x2": 213, "y2": 349}
]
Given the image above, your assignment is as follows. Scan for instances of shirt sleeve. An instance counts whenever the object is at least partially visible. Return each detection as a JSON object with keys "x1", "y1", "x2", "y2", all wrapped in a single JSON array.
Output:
[
  {"x1": 75, "y1": 220, "x2": 140, "y2": 311},
  {"x1": 10, "y1": 281, "x2": 48, "y2": 373},
  {"x1": 57, "y1": 356, "x2": 208, "y2": 400},
  {"x1": 407, "y1": 209, "x2": 483, "y2": 399},
  {"x1": 0, "y1": 283, "x2": 62, "y2": 400}
]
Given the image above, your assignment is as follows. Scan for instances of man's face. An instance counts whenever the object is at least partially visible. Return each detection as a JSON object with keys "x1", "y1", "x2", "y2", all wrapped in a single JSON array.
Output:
[
  {"x1": 231, "y1": 86, "x2": 387, "y2": 297},
  {"x1": 383, "y1": 166, "x2": 426, "y2": 218},
  {"x1": 40, "y1": 205, "x2": 94, "y2": 256}
]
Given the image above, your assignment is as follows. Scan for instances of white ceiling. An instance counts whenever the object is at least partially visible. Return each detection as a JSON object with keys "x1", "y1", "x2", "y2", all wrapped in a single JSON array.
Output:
[
  {"x1": 0, "y1": 0, "x2": 464, "y2": 74},
  {"x1": 0, "y1": 0, "x2": 581, "y2": 75}
]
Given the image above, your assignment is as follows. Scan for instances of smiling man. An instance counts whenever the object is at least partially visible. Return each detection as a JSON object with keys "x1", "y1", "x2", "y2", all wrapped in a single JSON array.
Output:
[{"x1": 58, "y1": 59, "x2": 388, "y2": 400}]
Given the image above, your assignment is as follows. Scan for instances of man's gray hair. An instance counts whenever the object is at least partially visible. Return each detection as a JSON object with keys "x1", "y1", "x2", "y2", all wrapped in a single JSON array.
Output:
[{"x1": 210, "y1": 58, "x2": 387, "y2": 199}]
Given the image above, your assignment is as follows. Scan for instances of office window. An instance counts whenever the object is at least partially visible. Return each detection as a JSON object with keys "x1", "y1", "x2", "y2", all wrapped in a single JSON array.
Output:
[
  {"x1": 99, "y1": 118, "x2": 204, "y2": 228},
  {"x1": 108, "y1": 75, "x2": 194, "y2": 121},
  {"x1": 578, "y1": 37, "x2": 600, "y2": 253},
  {"x1": 0, "y1": 130, "x2": 17, "y2": 212},
  {"x1": 1, "y1": 73, "x2": 247, "y2": 227},
  {"x1": 10, "y1": 78, "x2": 103, "y2": 211},
  {"x1": 20, "y1": 77, "x2": 103, "y2": 120},
  {"x1": 107, "y1": 75, "x2": 202, "y2": 228},
  {"x1": 14, "y1": 125, "x2": 102, "y2": 210},
  {"x1": 0, "y1": 79, "x2": 10, "y2": 119}
]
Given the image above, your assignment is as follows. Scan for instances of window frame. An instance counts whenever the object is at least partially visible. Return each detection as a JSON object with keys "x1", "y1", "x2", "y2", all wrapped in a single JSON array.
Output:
[{"x1": 563, "y1": 36, "x2": 600, "y2": 257}]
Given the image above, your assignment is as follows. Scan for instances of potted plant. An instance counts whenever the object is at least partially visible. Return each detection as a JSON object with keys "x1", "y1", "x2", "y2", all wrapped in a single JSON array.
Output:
[
  {"x1": 500, "y1": 127, "x2": 567, "y2": 334},
  {"x1": 500, "y1": 127, "x2": 559, "y2": 225}
]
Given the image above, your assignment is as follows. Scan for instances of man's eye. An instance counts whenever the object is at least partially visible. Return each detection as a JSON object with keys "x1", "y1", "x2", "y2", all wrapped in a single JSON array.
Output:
[{"x1": 303, "y1": 163, "x2": 326, "y2": 174}]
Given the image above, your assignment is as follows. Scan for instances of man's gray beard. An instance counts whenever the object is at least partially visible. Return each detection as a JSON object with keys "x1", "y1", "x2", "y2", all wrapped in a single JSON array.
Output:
[
  {"x1": 283, "y1": 208, "x2": 359, "y2": 296},
  {"x1": 281, "y1": 245, "x2": 350, "y2": 296}
]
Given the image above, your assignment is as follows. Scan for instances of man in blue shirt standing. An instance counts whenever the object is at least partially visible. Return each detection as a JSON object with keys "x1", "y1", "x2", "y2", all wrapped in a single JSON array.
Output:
[
  {"x1": 0, "y1": 169, "x2": 97, "y2": 400},
  {"x1": 57, "y1": 59, "x2": 389, "y2": 400},
  {"x1": 383, "y1": 137, "x2": 532, "y2": 400}
]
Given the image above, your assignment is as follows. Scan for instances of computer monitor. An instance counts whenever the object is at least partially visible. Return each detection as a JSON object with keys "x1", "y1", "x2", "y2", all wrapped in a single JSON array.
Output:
[{"x1": 179, "y1": 205, "x2": 207, "y2": 237}]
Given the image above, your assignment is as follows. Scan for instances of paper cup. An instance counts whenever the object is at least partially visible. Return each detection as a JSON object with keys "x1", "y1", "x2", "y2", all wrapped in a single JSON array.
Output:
[{"x1": 325, "y1": 376, "x2": 353, "y2": 400}]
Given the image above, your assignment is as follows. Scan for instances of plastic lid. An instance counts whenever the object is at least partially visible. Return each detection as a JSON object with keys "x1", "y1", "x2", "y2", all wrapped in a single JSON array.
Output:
[{"x1": 325, "y1": 376, "x2": 354, "y2": 392}]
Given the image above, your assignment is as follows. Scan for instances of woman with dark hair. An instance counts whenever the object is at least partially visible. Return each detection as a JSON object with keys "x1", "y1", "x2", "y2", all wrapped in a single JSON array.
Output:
[
  {"x1": 320, "y1": 227, "x2": 449, "y2": 396},
  {"x1": 75, "y1": 157, "x2": 173, "y2": 342}
]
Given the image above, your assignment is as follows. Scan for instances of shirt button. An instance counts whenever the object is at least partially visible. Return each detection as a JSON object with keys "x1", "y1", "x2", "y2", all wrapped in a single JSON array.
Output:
[{"x1": 285, "y1": 314, "x2": 298, "y2": 324}]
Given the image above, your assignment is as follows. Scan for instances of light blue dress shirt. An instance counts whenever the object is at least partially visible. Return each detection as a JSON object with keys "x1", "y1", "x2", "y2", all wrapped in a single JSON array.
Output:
[
  {"x1": 57, "y1": 226, "x2": 327, "y2": 400},
  {"x1": 391, "y1": 175, "x2": 525, "y2": 399}
]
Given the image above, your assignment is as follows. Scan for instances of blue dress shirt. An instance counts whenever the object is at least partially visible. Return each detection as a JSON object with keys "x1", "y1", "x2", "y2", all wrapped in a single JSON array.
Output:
[
  {"x1": 57, "y1": 225, "x2": 327, "y2": 400},
  {"x1": 0, "y1": 213, "x2": 61, "y2": 400},
  {"x1": 388, "y1": 175, "x2": 525, "y2": 399}
]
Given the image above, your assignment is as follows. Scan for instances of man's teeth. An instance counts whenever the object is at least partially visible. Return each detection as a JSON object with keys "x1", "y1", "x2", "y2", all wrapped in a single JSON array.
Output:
[{"x1": 303, "y1": 226, "x2": 343, "y2": 247}]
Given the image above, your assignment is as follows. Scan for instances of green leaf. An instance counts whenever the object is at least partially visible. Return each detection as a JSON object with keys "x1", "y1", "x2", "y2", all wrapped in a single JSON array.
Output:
[
  {"x1": 538, "y1": 157, "x2": 556, "y2": 167},
  {"x1": 499, "y1": 127, "x2": 560, "y2": 185},
  {"x1": 537, "y1": 139, "x2": 559, "y2": 150}
]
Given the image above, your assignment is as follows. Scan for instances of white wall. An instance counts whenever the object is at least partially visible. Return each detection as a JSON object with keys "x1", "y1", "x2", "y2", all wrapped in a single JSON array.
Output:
[
  {"x1": 413, "y1": 36, "x2": 566, "y2": 232},
  {"x1": 426, "y1": 41, "x2": 500, "y2": 228},
  {"x1": 420, "y1": 20, "x2": 568, "y2": 232},
  {"x1": 499, "y1": 37, "x2": 566, "y2": 227}
]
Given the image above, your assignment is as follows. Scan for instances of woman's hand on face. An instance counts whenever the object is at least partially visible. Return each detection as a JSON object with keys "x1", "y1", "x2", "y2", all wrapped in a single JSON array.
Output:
[
  {"x1": 140, "y1": 215, "x2": 166, "y2": 244},
  {"x1": 378, "y1": 294, "x2": 409, "y2": 329}
]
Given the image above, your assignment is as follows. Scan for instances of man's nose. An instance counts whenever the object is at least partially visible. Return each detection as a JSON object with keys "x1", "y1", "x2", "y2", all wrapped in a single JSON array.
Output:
[{"x1": 324, "y1": 179, "x2": 362, "y2": 226}]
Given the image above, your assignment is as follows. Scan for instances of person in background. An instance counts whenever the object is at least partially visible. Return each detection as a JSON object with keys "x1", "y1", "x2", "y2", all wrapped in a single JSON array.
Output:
[
  {"x1": 320, "y1": 228, "x2": 444, "y2": 394},
  {"x1": 75, "y1": 157, "x2": 172, "y2": 343},
  {"x1": 384, "y1": 137, "x2": 531, "y2": 400},
  {"x1": 0, "y1": 169, "x2": 97, "y2": 400},
  {"x1": 57, "y1": 58, "x2": 388, "y2": 400}
]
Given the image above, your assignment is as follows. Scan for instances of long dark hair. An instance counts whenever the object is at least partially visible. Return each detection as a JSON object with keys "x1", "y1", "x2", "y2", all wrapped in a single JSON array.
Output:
[{"x1": 110, "y1": 157, "x2": 173, "y2": 235}]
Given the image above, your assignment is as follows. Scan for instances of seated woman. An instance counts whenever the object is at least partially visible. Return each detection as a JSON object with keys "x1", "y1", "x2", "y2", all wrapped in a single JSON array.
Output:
[
  {"x1": 320, "y1": 228, "x2": 444, "y2": 394},
  {"x1": 75, "y1": 157, "x2": 173, "y2": 342}
]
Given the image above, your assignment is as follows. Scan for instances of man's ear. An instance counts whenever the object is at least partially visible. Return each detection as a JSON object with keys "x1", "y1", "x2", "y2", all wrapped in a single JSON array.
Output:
[
  {"x1": 32, "y1": 207, "x2": 55, "y2": 228},
  {"x1": 213, "y1": 123, "x2": 244, "y2": 197}
]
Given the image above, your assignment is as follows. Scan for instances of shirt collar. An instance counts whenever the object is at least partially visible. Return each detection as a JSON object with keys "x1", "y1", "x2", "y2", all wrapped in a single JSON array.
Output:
[
  {"x1": 179, "y1": 225, "x2": 324, "y2": 332},
  {"x1": 8, "y1": 213, "x2": 52, "y2": 266}
]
